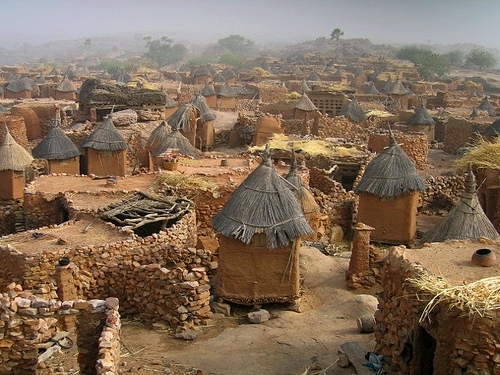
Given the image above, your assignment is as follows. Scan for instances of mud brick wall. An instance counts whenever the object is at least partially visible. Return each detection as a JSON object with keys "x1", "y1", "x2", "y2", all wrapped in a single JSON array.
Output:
[
  {"x1": 375, "y1": 246, "x2": 500, "y2": 375},
  {"x1": 23, "y1": 192, "x2": 67, "y2": 230},
  {"x1": 0, "y1": 285, "x2": 120, "y2": 375},
  {"x1": 367, "y1": 131, "x2": 428, "y2": 170}
]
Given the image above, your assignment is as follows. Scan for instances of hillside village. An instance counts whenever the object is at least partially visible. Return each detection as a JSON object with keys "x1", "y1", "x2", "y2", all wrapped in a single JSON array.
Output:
[{"x1": 2, "y1": 35, "x2": 500, "y2": 375}]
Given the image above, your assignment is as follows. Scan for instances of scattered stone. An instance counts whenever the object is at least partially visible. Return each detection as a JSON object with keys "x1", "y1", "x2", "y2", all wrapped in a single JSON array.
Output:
[
  {"x1": 247, "y1": 309, "x2": 270, "y2": 324},
  {"x1": 175, "y1": 329, "x2": 202, "y2": 340}
]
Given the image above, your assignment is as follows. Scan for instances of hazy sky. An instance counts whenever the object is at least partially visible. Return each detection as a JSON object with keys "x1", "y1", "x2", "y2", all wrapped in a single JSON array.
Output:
[{"x1": 2, "y1": 0, "x2": 500, "y2": 48}]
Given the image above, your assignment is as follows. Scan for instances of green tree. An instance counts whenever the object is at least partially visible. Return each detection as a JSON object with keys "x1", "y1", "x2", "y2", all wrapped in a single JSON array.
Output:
[
  {"x1": 330, "y1": 28, "x2": 344, "y2": 53},
  {"x1": 143, "y1": 36, "x2": 187, "y2": 67},
  {"x1": 84, "y1": 38, "x2": 92, "y2": 54},
  {"x1": 442, "y1": 50, "x2": 464, "y2": 67},
  {"x1": 397, "y1": 45, "x2": 449, "y2": 79},
  {"x1": 217, "y1": 34, "x2": 254, "y2": 55},
  {"x1": 465, "y1": 48, "x2": 497, "y2": 70}
]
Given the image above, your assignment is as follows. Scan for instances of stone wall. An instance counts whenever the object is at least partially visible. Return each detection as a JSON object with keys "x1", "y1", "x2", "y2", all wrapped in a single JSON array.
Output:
[
  {"x1": 0, "y1": 284, "x2": 120, "y2": 375},
  {"x1": 0, "y1": 199, "x2": 23, "y2": 235},
  {"x1": 375, "y1": 246, "x2": 500, "y2": 375},
  {"x1": 443, "y1": 117, "x2": 483, "y2": 154},
  {"x1": 367, "y1": 131, "x2": 429, "y2": 170},
  {"x1": 314, "y1": 115, "x2": 367, "y2": 143},
  {"x1": 0, "y1": 207, "x2": 213, "y2": 332}
]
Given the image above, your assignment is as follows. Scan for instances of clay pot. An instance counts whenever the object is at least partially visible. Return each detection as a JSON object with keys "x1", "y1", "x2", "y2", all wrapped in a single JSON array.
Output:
[{"x1": 471, "y1": 248, "x2": 497, "y2": 267}]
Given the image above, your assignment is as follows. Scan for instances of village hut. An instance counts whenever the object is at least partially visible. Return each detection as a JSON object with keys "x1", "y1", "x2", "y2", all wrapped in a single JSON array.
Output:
[
  {"x1": 153, "y1": 129, "x2": 200, "y2": 170},
  {"x1": 200, "y1": 82, "x2": 217, "y2": 108},
  {"x1": 407, "y1": 105, "x2": 436, "y2": 141},
  {"x1": 306, "y1": 71, "x2": 321, "y2": 82},
  {"x1": 211, "y1": 146, "x2": 313, "y2": 305},
  {"x1": 421, "y1": 172, "x2": 499, "y2": 243},
  {"x1": 5, "y1": 77, "x2": 35, "y2": 99},
  {"x1": 0, "y1": 125, "x2": 34, "y2": 199},
  {"x1": 365, "y1": 81, "x2": 380, "y2": 95},
  {"x1": 285, "y1": 150, "x2": 321, "y2": 241},
  {"x1": 192, "y1": 67, "x2": 212, "y2": 84},
  {"x1": 213, "y1": 74, "x2": 226, "y2": 83},
  {"x1": 331, "y1": 68, "x2": 348, "y2": 85},
  {"x1": 382, "y1": 78, "x2": 394, "y2": 93},
  {"x1": 191, "y1": 95, "x2": 216, "y2": 150},
  {"x1": 34, "y1": 73, "x2": 46, "y2": 85},
  {"x1": 80, "y1": 113, "x2": 128, "y2": 176},
  {"x1": 299, "y1": 79, "x2": 311, "y2": 94},
  {"x1": 163, "y1": 95, "x2": 178, "y2": 118},
  {"x1": 253, "y1": 114, "x2": 284, "y2": 146},
  {"x1": 293, "y1": 92, "x2": 318, "y2": 119},
  {"x1": 221, "y1": 67, "x2": 237, "y2": 84},
  {"x1": 216, "y1": 82, "x2": 237, "y2": 110},
  {"x1": 339, "y1": 98, "x2": 367, "y2": 125},
  {"x1": 292, "y1": 67, "x2": 304, "y2": 77},
  {"x1": 353, "y1": 130, "x2": 426, "y2": 243},
  {"x1": 478, "y1": 96, "x2": 497, "y2": 116},
  {"x1": 31, "y1": 116, "x2": 81, "y2": 174},
  {"x1": 168, "y1": 104, "x2": 198, "y2": 147},
  {"x1": 54, "y1": 76, "x2": 77, "y2": 100},
  {"x1": 387, "y1": 79, "x2": 410, "y2": 110}
]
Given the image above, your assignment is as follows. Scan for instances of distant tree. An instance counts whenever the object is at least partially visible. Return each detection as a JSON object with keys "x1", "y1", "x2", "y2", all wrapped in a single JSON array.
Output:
[
  {"x1": 143, "y1": 36, "x2": 187, "y2": 67},
  {"x1": 465, "y1": 48, "x2": 497, "y2": 70},
  {"x1": 443, "y1": 50, "x2": 464, "y2": 67},
  {"x1": 217, "y1": 34, "x2": 254, "y2": 55},
  {"x1": 397, "y1": 45, "x2": 449, "y2": 79},
  {"x1": 330, "y1": 28, "x2": 344, "y2": 53},
  {"x1": 84, "y1": 38, "x2": 92, "y2": 54},
  {"x1": 218, "y1": 53, "x2": 245, "y2": 69}
]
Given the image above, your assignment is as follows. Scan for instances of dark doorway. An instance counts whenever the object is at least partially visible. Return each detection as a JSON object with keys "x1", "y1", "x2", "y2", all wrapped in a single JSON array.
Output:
[{"x1": 410, "y1": 326, "x2": 436, "y2": 375}]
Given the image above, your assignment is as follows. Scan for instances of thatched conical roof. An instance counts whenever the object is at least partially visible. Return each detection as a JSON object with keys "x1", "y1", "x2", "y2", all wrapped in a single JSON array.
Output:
[
  {"x1": 285, "y1": 150, "x2": 320, "y2": 215},
  {"x1": 168, "y1": 104, "x2": 196, "y2": 132},
  {"x1": 294, "y1": 93, "x2": 317, "y2": 112},
  {"x1": 217, "y1": 83, "x2": 236, "y2": 98},
  {"x1": 387, "y1": 80, "x2": 409, "y2": 95},
  {"x1": 382, "y1": 79, "x2": 394, "y2": 93},
  {"x1": 213, "y1": 74, "x2": 226, "y2": 83},
  {"x1": 307, "y1": 71, "x2": 321, "y2": 82},
  {"x1": 365, "y1": 82, "x2": 380, "y2": 95},
  {"x1": 164, "y1": 94, "x2": 178, "y2": 109},
  {"x1": 354, "y1": 130, "x2": 425, "y2": 197},
  {"x1": 80, "y1": 114, "x2": 128, "y2": 151},
  {"x1": 114, "y1": 69, "x2": 132, "y2": 84},
  {"x1": 35, "y1": 73, "x2": 46, "y2": 85},
  {"x1": 408, "y1": 105, "x2": 436, "y2": 125},
  {"x1": 200, "y1": 82, "x2": 216, "y2": 96},
  {"x1": 212, "y1": 146, "x2": 313, "y2": 248},
  {"x1": 479, "y1": 96, "x2": 496, "y2": 115},
  {"x1": 339, "y1": 99, "x2": 366, "y2": 122},
  {"x1": 56, "y1": 76, "x2": 76, "y2": 92},
  {"x1": 146, "y1": 120, "x2": 172, "y2": 154},
  {"x1": 0, "y1": 126, "x2": 33, "y2": 171},
  {"x1": 332, "y1": 68, "x2": 347, "y2": 78},
  {"x1": 153, "y1": 129, "x2": 200, "y2": 159},
  {"x1": 191, "y1": 95, "x2": 216, "y2": 122},
  {"x1": 421, "y1": 172, "x2": 499, "y2": 243},
  {"x1": 6, "y1": 77, "x2": 33, "y2": 92},
  {"x1": 299, "y1": 79, "x2": 311, "y2": 94},
  {"x1": 485, "y1": 118, "x2": 500, "y2": 137},
  {"x1": 32, "y1": 118, "x2": 80, "y2": 160}
]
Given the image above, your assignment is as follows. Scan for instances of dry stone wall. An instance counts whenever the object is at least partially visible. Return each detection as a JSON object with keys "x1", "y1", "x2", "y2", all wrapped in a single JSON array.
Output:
[
  {"x1": 315, "y1": 115, "x2": 367, "y2": 143},
  {"x1": 0, "y1": 200, "x2": 23, "y2": 235},
  {"x1": 0, "y1": 283, "x2": 120, "y2": 375}
]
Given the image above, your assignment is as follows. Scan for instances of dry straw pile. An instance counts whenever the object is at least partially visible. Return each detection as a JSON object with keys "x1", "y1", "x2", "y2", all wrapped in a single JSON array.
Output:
[
  {"x1": 408, "y1": 273, "x2": 500, "y2": 321},
  {"x1": 455, "y1": 137, "x2": 500, "y2": 172}
]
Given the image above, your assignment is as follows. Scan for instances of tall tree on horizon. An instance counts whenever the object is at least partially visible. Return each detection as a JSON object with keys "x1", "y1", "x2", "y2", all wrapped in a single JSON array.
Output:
[{"x1": 330, "y1": 28, "x2": 344, "y2": 54}]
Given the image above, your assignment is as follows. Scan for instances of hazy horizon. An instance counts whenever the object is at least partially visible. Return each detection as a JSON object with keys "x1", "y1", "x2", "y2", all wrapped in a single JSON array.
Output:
[{"x1": 1, "y1": 0, "x2": 500, "y2": 50}]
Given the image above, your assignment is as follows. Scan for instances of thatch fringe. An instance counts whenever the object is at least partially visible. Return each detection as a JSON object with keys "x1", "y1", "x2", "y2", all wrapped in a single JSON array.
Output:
[
  {"x1": 32, "y1": 125, "x2": 81, "y2": 160},
  {"x1": 0, "y1": 127, "x2": 33, "y2": 171},
  {"x1": 212, "y1": 154, "x2": 313, "y2": 249},
  {"x1": 191, "y1": 95, "x2": 216, "y2": 122},
  {"x1": 153, "y1": 130, "x2": 200, "y2": 159},
  {"x1": 339, "y1": 99, "x2": 366, "y2": 122},
  {"x1": 294, "y1": 93, "x2": 317, "y2": 112},
  {"x1": 421, "y1": 172, "x2": 499, "y2": 242},
  {"x1": 146, "y1": 120, "x2": 172, "y2": 154},
  {"x1": 354, "y1": 135, "x2": 425, "y2": 197},
  {"x1": 407, "y1": 273, "x2": 500, "y2": 321},
  {"x1": 408, "y1": 106, "x2": 435, "y2": 125},
  {"x1": 80, "y1": 115, "x2": 128, "y2": 151}
]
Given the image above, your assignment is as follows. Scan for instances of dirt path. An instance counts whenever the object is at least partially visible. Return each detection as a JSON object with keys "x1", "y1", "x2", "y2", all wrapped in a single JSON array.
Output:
[{"x1": 117, "y1": 246, "x2": 377, "y2": 375}]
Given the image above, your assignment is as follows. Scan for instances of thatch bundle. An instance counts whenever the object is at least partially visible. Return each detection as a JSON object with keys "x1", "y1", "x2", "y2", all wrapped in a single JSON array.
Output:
[
  {"x1": 408, "y1": 273, "x2": 500, "y2": 320},
  {"x1": 153, "y1": 172, "x2": 218, "y2": 192},
  {"x1": 455, "y1": 137, "x2": 500, "y2": 172},
  {"x1": 248, "y1": 133, "x2": 331, "y2": 156}
]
